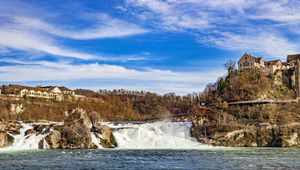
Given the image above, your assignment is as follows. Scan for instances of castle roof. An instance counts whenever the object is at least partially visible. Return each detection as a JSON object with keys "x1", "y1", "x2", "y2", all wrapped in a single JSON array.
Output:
[
  {"x1": 287, "y1": 54, "x2": 300, "y2": 62},
  {"x1": 265, "y1": 60, "x2": 281, "y2": 66},
  {"x1": 241, "y1": 53, "x2": 263, "y2": 63}
]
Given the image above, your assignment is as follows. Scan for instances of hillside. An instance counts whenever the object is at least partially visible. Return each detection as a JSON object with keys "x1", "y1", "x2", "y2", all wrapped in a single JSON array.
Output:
[
  {"x1": 0, "y1": 90, "x2": 198, "y2": 122},
  {"x1": 191, "y1": 68, "x2": 300, "y2": 147}
]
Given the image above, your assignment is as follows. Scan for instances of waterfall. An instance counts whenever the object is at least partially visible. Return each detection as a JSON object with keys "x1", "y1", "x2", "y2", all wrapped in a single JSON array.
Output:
[
  {"x1": 1, "y1": 121, "x2": 211, "y2": 150},
  {"x1": 7, "y1": 123, "x2": 47, "y2": 150},
  {"x1": 107, "y1": 121, "x2": 211, "y2": 149}
]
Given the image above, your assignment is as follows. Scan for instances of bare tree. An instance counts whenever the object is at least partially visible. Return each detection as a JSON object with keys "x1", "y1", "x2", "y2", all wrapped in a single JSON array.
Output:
[{"x1": 224, "y1": 60, "x2": 236, "y2": 70}]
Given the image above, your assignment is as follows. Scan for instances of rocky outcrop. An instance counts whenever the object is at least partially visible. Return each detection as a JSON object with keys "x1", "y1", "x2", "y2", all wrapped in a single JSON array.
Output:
[
  {"x1": 10, "y1": 103, "x2": 25, "y2": 115},
  {"x1": 25, "y1": 124, "x2": 54, "y2": 136},
  {"x1": 39, "y1": 130, "x2": 61, "y2": 149},
  {"x1": 0, "y1": 121, "x2": 22, "y2": 135},
  {"x1": 60, "y1": 108, "x2": 93, "y2": 149},
  {"x1": 38, "y1": 108, "x2": 117, "y2": 149},
  {"x1": 0, "y1": 132, "x2": 14, "y2": 147},
  {"x1": 0, "y1": 121, "x2": 22, "y2": 148},
  {"x1": 92, "y1": 125, "x2": 117, "y2": 148},
  {"x1": 191, "y1": 114, "x2": 300, "y2": 147}
]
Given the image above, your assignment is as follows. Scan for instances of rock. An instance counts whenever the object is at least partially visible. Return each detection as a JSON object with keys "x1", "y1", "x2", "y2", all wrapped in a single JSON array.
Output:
[
  {"x1": 38, "y1": 108, "x2": 117, "y2": 149},
  {"x1": 39, "y1": 130, "x2": 62, "y2": 149},
  {"x1": 33, "y1": 124, "x2": 53, "y2": 135},
  {"x1": 38, "y1": 139, "x2": 50, "y2": 149},
  {"x1": 98, "y1": 125, "x2": 117, "y2": 148},
  {"x1": 10, "y1": 103, "x2": 25, "y2": 115},
  {"x1": 0, "y1": 121, "x2": 22, "y2": 135},
  {"x1": 60, "y1": 108, "x2": 94, "y2": 149},
  {"x1": 191, "y1": 112, "x2": 300, "y2": 147},
  {"x1": 24, "y1": 129, "x2": 35, "y2": 136},
  {"x1": 0, "y1": 132, "x2": 14, "y2": 148}
]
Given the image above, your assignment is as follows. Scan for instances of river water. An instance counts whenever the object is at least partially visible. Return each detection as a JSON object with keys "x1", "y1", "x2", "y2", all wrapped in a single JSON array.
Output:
[
  {"x1": 0, "y1": 148, "x2": 299, "y2": 169},
  {"x1": 0, "y1": 121, "x2": 299, "y2": 169}
]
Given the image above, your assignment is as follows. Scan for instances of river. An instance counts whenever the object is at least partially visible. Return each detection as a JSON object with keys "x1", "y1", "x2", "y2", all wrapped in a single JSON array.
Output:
[{"x1": 0, "y1": 121, "x2": 299, "y2": 169}]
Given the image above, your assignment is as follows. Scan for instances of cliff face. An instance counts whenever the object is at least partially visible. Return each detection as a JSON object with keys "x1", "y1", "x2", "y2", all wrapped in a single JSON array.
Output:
[
  {"x1": 190, "y1": 104, "x2": 300, "y2": 147},
  {"x1": 191, "y1": 119, "x2": 300, "y2": 147}
]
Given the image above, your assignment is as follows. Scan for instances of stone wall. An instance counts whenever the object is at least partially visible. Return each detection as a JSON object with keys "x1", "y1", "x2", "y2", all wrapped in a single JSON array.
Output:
[{"x1": 296, "y1": 59, "x2": 300, "y2": 99}]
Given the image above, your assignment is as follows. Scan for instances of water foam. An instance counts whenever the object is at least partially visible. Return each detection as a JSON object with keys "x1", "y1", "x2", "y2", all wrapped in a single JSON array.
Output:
[
  {"x1": 108, "y1": 121, "x2": 211, "y2": 149},
  {"x1": 7, "y1": 123, "x2": 47, "y2": 150},
  {"x1": 1, "y1": 121, "x2": 212, "y2": 150}
]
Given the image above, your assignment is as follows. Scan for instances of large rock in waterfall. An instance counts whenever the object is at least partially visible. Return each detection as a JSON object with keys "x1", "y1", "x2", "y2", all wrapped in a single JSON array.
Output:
[
  {"x1": 39, "y1": 108, "x2": 117, "y2": 149},
  {"x1": 0, "y1": 132, "x2": 14, "y2": 148},
  {"x1": 60, "y1": 108, "x2": 95, "y2": 149}
]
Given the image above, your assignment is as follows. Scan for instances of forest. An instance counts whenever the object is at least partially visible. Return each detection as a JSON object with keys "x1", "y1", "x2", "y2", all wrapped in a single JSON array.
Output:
[{"x1": 0, "y1": 89, "x2": 200, "y2": 122}]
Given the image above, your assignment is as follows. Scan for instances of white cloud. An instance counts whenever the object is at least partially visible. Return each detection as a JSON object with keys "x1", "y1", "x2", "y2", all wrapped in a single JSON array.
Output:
[
  {"x1": 0, "y1": 18, "x2": 149, "y2": 61},
  {"x1": 0, "y1": 12, "x2": 149, "y2": 60},
  {"x1": 13, "y1": 14, "x2": 149, "y2": 40},
  {"x1": 0, "y1": 60, "x2": 224, "y2": 94},
  {"x1": 0, "y1": 28, "x2": 97, "y2": 60},
  {"x1": 126, "y1": 0, "x2": 300, "y2": 57},
  {"x1": 126, "y1": 0, "x2": 210, "y2": 31},
  {"x1": 205, "y1": 31, "x2": 299, "y2": 58},
  {"x1": 247, "y1": 1, "x2": 300, "y2": 23}
]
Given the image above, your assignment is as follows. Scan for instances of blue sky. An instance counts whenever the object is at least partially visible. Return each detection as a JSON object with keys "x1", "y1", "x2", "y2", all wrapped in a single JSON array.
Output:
[{"x1": 0, "y1": 0, "x2": 300, "y2": 94}]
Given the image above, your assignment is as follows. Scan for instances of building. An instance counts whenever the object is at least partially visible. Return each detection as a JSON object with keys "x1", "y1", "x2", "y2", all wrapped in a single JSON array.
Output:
[
  {"x1": 287, "y1": 54, "x2": 300, "y2": 67},
  {"x1": 237, "y1": 53, "x2": 265, "y2": 71},
  {"x1": 1, "y1": 84, "x2": 75, "y2": 101},
  {"x1": 238, "y1": 53, "x2": 296, "y2": 75},
  {"x1": 263, "y1": 60, "x2": 282, "y2": 74},
  {"x1": 237, "y1": 53, "x2": 300, "y2": 99}
]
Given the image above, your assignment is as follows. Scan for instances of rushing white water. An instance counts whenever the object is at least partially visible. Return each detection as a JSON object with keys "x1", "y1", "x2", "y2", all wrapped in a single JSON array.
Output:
[
  {"x1": 1, "y1": 121, "x2": 211, "y2": 150},
  {"x1": 107, "y1": 121, "x2": 211, "y2": 149},
  {"x1": 7, "y1": 123, "x2": 48, "y2": 150}
]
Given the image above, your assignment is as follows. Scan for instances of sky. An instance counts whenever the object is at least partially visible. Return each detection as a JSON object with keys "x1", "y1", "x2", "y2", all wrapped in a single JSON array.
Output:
[{"x1": 0, "y1": 0, "x2": 300, "y2": 95}]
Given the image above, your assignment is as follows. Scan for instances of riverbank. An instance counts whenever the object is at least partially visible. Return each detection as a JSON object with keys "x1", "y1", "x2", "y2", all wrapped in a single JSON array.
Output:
[{"x1": 190, "y1": 103, "x2": 300, "y2": 147}]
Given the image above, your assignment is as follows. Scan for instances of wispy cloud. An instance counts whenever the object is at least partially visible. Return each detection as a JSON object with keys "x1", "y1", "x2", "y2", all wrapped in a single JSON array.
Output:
[
  {"x1": 126, "y1": 0, "x2": 210, "y2": 31},
  {"x1": 203, "y1": 31, "x2": 299, "y2": 58},
  {"x1": 0, "y1": 59, "x2": 223, "y2": 94},
  {"x1": 12, "y1": 14, "x2": 149, "y2": 40},
  {"x1": 0, "y1": 28, "x2": 98, "y2": 60},
  {"x1": 126, "y1": 0, "x2": 300, "y2": 57},
  {"x1": 0, "y1": 1, "x2": 149, "y2": 60},
  {"x1": 0, "y1": 59, "x2": 222, "y2": 83}
]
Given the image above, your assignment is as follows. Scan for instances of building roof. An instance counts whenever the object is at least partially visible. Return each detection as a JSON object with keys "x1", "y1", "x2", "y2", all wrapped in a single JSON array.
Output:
[
  {"x1": 265, "y1": 60, "x2": 281, "y2": 66},
  {"x1": 3, "y1": 84, "x2": 73, "y2": 93},
  {"x1": 287, "y1": 54, "x2": 300, "y2": 62},
  {"x1": 3, "y1": 84, "x2": 49, "y2": 92},
  {"x1": 282, "y1": 62, "x2": 290, "y2": 65},
  {"x1": 241, "y1": 53, "x2": 263, "y2": 63},
  {"x1": 39, "y1": 86, "x2": 72, "y2": 92}
]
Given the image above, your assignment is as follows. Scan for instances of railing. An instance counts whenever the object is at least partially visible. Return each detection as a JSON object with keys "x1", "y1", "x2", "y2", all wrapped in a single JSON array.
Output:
[{"x1": 228, "y1": 99, "x2": 299, "y2": 105}]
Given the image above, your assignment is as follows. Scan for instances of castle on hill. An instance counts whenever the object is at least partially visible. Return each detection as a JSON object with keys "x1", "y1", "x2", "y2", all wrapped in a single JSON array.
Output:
[{"x1": 237, "y1": 53, "x2": 300, "y2": 99}]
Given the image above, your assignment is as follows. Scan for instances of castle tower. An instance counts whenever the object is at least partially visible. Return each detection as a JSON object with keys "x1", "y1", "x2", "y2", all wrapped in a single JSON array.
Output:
[{"x1": 296, "y1": 59, "x2": 300, "y2": 99}]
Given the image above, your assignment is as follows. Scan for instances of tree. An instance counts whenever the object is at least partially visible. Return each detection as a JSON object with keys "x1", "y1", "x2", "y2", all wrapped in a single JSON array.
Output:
[
  {"x1": 217, "y1": 77, "x2": 226, "y2": 92},
  {"x1": 224, "y1": 60, "x2": 236, "y2": 70}
]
